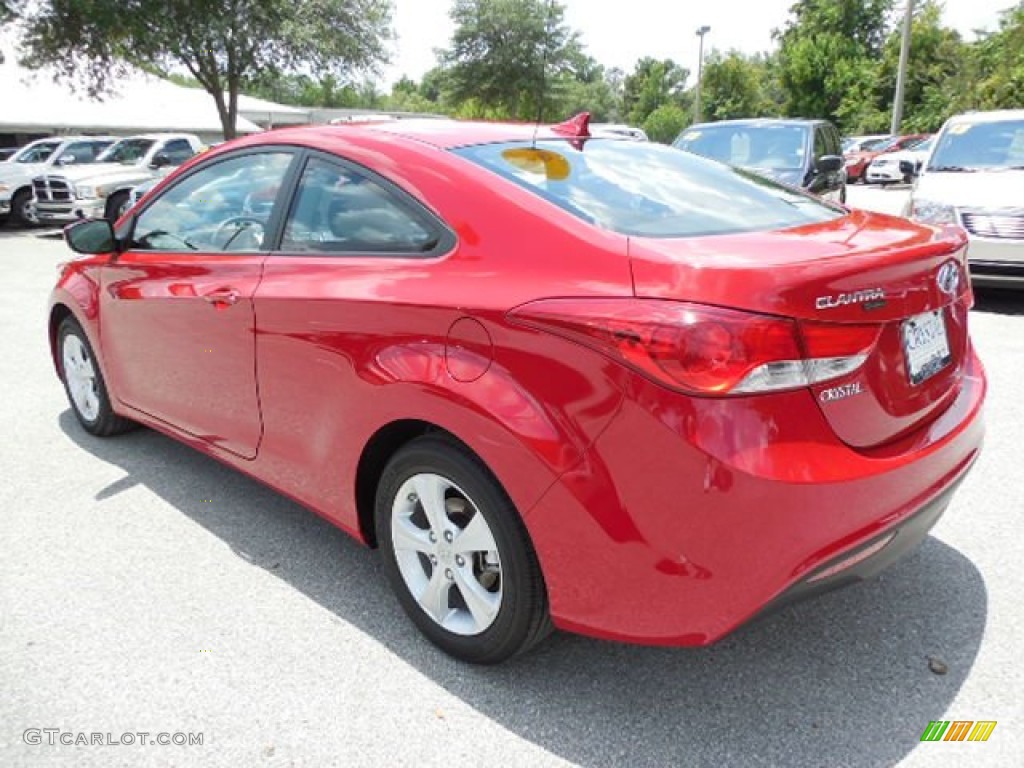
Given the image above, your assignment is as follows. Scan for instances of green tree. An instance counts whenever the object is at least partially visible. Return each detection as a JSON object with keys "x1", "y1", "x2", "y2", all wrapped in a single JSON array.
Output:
[
  {"x1": 439, "y1": 0, "x2": 583, "y2": 119},
  {"x1": 973, "y1": 2, "x2": 1024, "y2": 110},
  {"x1": 622, "y1": 57, "x2": 689, "y2": 127},
  {"x1": 642, "y1": 103, "x2": 689, "y2": 143},
  {"x1": 876, "y1": 1, "x2": 969, "y2": 132},
  {"x1": 19, "y1": 0, "x2": 393, "y2": 139},
  {"x1": 698, "y1": 51, "x2": 777, "y2": 121},
  {"x1": 775, "y1": 0, "x2": 893, "y2": 126}
]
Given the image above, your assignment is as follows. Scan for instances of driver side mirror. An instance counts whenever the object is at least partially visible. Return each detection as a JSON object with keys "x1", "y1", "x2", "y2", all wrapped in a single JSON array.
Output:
[
  {"x1": 64, "y1": 218, "x2": 117, "y2": 254},
  {"x1": 150, "y1": 153, "x2": 171, "y2": 169},
  {"x1": 57, "y1": 155, "x2": 76, "y2": 166},
  {"x1": 816, "y1": 155, "x2": 844, "y2": 174}
]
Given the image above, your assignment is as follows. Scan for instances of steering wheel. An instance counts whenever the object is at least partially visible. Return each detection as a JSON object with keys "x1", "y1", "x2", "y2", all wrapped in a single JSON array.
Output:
[{"x1": 214, "y1": 216, "x2": 265, "y2": 250}]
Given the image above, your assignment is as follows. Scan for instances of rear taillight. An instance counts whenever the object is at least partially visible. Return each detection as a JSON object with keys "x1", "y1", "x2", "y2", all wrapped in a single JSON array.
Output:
[{"x1": 508, "y1": 299, "x2": 880, "y2": 396}]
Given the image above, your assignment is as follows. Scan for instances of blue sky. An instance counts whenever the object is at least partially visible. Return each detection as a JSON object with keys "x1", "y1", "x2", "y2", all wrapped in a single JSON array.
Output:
[{"x1": 383, "y1": 0, "x2": 1012, "y2": 86}]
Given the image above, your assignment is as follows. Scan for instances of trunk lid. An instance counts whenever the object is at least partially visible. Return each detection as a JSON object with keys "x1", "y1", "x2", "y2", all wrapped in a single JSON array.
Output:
[{"x1": 629, "y1": 209, "x2": 971, "y2": 449}]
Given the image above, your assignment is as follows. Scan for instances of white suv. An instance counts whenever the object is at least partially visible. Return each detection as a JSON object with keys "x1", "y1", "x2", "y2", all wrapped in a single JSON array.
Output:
[
  {"x1": 33, "y1": 133, "x2": 203, "y2": 223},
  {"x1": 0, "y1": 136, "x2": 115, "y2": 226},
  {"x1": 906, "y1": 110, "x2": 1024, "y2": 288}
]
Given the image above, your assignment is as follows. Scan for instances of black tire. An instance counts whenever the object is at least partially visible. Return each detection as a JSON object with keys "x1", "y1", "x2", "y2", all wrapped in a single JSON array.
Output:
[
  {"x1": 58, "y1": 316, "x2": 135, "y2": 436},
  {"x1": 105, "y1": 191, "x2": 130, "y2": 223},
  {"x1": 376, "y1": 436, "x2": 552, "y2": 664},
  {"x1": 10, "y1": 188, "x2": 37, "y2": 227}
]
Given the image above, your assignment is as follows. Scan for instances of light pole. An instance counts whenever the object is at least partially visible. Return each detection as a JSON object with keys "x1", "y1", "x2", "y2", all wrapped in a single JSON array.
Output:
[
  {"x1": 891, "y1": 0, "x2": 915, "y2": 134},
  {"x1": 694, "y1": 25, "x2": 711, "y2": 124}
]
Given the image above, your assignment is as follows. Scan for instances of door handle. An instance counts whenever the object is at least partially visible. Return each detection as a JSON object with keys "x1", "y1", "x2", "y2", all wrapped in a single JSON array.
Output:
[{"x1": 203, "y1": 288, "x2": 240, "y2": 307}]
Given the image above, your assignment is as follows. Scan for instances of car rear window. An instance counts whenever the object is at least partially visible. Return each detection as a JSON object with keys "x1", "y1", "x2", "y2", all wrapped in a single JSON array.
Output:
[{"x1": 453, "y1": 139, "x2": 842, "y2": 238}]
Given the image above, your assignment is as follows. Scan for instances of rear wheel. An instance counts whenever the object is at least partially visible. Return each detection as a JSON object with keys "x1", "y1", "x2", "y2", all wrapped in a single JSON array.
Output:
[
  {"x1": 376, "y1": 436, "x2": 552, "y2": 663},
  {"x1": 10, "y1": 188, "x2": 37, "y2": 227},
  {"x1": 58, "y1": 317, "x2": 135, "y2": 436}
]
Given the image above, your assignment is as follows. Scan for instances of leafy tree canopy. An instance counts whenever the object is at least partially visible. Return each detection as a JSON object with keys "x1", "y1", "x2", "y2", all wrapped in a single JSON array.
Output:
[
  {"x1": 439, "y1": 0, "x2": 585, "y2": 120},
  {"x1": 19, "y1": 0, "x2": 392, "y2": 138}
]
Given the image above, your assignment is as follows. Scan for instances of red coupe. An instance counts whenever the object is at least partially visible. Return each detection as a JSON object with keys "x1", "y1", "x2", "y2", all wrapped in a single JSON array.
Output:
[{"x1": 50, "y1": 116, "x2": 985, "y2": 663}]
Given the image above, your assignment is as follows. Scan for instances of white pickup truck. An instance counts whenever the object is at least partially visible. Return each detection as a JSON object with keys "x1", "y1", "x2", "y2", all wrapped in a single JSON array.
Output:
[
  {"x1": 33, "y1": 133, "x2": 204, "y2": 223},
  {"x1": 0, "y1": 136, "x2": 115, "y2": 226}
]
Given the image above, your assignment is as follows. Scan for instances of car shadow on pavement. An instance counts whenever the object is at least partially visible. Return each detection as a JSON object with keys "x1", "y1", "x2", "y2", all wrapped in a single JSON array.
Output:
[
  {"x1": 59, "y1": 410, "x2": 987, "y2": 768},
  {"x1": 973, "y1": 288, "x2": 1024, "y2": 316}
]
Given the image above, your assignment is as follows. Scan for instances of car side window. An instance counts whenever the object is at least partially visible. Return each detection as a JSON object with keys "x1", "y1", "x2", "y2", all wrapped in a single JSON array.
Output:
[
  {"x1": 162, "y1": 139, "x2": 196, "y2": 166},
  {"x1": 56, "y1": 141, "x2": 108, "y2": 164},
  {"x1": 280, "y1": 157, "x2": 439, "y2": 254},
  {"x1": 825, "y1": 127, "x2": 840, "y2": 157},
  {"x1": 131, "y1": 152, "x2": 293, "y2": 253},
  {"x1": 814, "y1": 127, "x2": 828, "y2": 160}
]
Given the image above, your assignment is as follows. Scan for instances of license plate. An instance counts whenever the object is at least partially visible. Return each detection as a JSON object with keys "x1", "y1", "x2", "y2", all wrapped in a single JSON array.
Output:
[{"x1": 902, "y1": 310, "x2": 951, "y2": 385}]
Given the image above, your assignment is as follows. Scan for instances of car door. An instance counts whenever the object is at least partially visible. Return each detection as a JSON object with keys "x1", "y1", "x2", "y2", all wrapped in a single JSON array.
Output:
[
  {"x1": 253, "y1": 153, "x2": 453, "y2": 514},
  {"x1": 100, "y1": 149, "x2": 297, "y2": 459}
]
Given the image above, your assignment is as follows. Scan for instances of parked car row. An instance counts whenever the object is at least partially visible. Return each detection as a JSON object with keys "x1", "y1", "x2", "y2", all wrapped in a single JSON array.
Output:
[
  {"x1": 865, "y1": 136, "x2": 934, "y2": 184},
  {"x1": 0, "y1": 133, "x2": 203, "y2": 227},
  {"x1": 843, "y1": 133, "x2": 930, "y2": 183}
]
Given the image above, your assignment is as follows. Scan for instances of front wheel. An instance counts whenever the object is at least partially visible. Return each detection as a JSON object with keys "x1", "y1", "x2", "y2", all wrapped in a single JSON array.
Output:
[
  {"x1": 58, "y1": 317, "x2": 135, "y2": 436},
  {"x1": 376, "y1": 436, "x2": 552, "y2": 663},
  {"x1": 10, "y1": 188, "x2": 38, "y2": 227}
]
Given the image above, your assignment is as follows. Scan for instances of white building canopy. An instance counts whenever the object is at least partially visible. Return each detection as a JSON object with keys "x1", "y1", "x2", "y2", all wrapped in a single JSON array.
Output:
[{"x1": 1, "y1": 36, "x2": 263, "y2": 141}]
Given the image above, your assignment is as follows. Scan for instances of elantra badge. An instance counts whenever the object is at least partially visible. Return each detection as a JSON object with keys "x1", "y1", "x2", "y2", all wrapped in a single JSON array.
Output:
[
  {"x1": 816, "y1": 288, "x2": 886, "y2": 310},
  {"x1": 936, "y1": 261, "x2": 960, "y2": 296}
]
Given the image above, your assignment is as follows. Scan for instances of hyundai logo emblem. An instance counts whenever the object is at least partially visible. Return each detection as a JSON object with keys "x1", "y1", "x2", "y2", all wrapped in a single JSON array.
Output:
[{"x1": 936, "y1": 262, "x2": 960, "y2": 296}]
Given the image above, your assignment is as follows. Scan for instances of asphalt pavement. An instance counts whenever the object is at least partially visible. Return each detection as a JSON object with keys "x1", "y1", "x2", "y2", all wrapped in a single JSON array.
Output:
[{"x1": 1, "y1": 194, "x2": 1021, "y2": 767}]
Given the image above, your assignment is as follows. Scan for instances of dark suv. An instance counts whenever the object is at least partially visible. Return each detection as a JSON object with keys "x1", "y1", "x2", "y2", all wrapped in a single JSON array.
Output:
[{"x1": 673, "y1": 118, "x2": 846, "y2": 204}]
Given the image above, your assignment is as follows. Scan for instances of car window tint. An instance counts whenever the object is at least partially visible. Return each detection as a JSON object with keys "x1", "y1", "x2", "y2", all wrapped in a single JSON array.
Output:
[
  {"x1": 162, "y1": 139, "x2": 196, "y2": 165},
  {"x1": 281, "y1": 158, "x2": 437, "y2": 254},
  {"x1": 814, "y1": 128, "x2": 828, "y2": 160},
  {"x1": 15, "y1": 142, "x2": 61, "y2": 163},
  {"x1": 674, "y1": 124, "x2": 810, "y2": 171},
  {"x1": 929, "y1": 119, "x2": 1024, "y2": 169},
  {"x1": 131, "y1": 152, "x2": 292, "y2": 253},
  {"x1": 456, "y1": 139, "x2": 842, "y2": 239}
]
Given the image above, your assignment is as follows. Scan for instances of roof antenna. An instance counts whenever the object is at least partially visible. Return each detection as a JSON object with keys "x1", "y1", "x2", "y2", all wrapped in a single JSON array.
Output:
[{"x1": 531, "y1": 0, "x2": 556, "y2": 148}]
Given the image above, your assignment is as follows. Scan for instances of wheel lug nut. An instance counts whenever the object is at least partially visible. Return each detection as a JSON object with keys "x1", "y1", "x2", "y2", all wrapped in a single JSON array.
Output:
[
  {"x1": 444, "y1": 531, "x2": 454, "y2": 543},
  {"x1": 428, "y1": 531, "x2": 436, "y2": 543},
  {"x1": 429, "y1": 555, "x2": 437, "y2": 565},
  {"x1": 445, "y1": 569, "x2": 453, "y2": 581},
  {"x1": 455, "y1": 555, "x2": 465, "y2": 567}
]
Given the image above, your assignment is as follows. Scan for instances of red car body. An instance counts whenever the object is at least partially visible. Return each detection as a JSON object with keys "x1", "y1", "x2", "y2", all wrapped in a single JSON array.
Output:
[
  {"x1": 49, "y1": 121, "x2": 985, "y2": 647},
  {"x1": 845, "y1": 134, "x2": 929, "y2": 183}
]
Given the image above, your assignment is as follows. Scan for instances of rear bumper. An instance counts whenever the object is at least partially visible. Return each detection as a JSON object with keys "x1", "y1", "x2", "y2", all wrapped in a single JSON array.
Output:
[
  {"x1": 753, "y1": 471, "x2": 963, "y2": 621},
  {"x1": 525, "y1": 348, "x2": 986, "y2": 646}
]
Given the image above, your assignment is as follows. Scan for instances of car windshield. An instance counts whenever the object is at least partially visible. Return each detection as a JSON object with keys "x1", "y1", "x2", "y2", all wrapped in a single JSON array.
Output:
[
  {"x1": 454, "y1": 139, "x2": 842, "y2": 239},
  {"x1": 12, "y1": 142, "x2": 62, "y2": 164},
  {"x1": 928, "y1": 119, "x2": 1024, "y2": 170},
  {"x1": 97, "y1": 139, "x2": 156, "y2": 164},
  {"x1": 673, "y1": 124, "x2": 810, "y2": 171}
]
